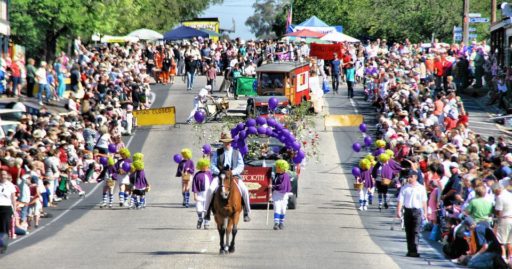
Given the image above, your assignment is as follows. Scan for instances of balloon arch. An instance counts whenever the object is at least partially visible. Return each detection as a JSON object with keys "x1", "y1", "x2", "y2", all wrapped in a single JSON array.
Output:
[
  {"x1": 184, "y1": 97, "x2": 305, "y2": 165},
  {"x1": 228, "y1": 115, "x2": 305, "y2": 164}
]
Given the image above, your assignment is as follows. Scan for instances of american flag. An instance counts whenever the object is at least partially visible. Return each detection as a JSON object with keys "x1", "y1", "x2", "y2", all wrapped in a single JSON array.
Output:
[{"x1": 285, "y1": 4, "x2": 293, "y2": 34}]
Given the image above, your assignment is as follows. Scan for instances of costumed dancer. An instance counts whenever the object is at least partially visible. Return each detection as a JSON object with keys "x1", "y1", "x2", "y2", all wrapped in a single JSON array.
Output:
[
  {"x1": 176, "y1": 149, "x2": 194, "y2": 208},
  {"x1": 271, "y1": 160, "x2": 292, "y2": 230},
  {"x1": 128, "y1": 152, "x2": 144, "y2": 208},
  {"x1": 192, "y1": 158, "x2": 212, "y2": 229},
  {"x1": 357, "y1": 158, "x2": 374, "y2": 211},
  {"x1": 364, "y1": 154, "x2": 377, "y2": 205},
  {"x1": 131, "y1": 160, "x2": 150, "y2": 209},
  {"x1": 98, "y1": 157, "x2": 116, "y2": 208},
  {"x1": 372, "y1": 152, "x2": 402, "y2": 210},
  {"x1": 114, "y1": 148, "x2": 132, "y2": 207}
]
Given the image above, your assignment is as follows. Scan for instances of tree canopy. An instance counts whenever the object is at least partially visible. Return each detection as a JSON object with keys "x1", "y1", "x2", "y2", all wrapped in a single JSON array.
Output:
[
  {"x1": 249, "y1": 0, "x2": 505, "y2": 43},
  {"x1": 10, "y1": 0, "x2": 222, "y2": 61},
  {"x1": 245, "y1": 0, "x2": 287, "y2": 39}
]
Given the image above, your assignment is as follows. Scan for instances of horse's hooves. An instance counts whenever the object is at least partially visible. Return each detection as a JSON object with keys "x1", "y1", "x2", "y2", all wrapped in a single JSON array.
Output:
[{"x1": 229, "y1": 246, "x2": 235, "y2": 253}]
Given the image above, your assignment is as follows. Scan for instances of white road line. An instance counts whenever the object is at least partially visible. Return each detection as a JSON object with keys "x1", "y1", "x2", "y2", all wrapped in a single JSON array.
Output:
[
  {"x1": 468, "y1": 120, "x2": 496, "y2": 125},
  {"x1": 349, "y1": 98, "x2": 359, "y2": 114},
  {"x1": 10, "y1": 92, "x2": 155, "y2": 246}
]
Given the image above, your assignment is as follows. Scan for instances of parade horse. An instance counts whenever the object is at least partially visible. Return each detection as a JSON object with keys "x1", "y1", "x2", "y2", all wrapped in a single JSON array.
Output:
[{"x1": 212, "y1": 170, "x2": 243, "y2": 254}]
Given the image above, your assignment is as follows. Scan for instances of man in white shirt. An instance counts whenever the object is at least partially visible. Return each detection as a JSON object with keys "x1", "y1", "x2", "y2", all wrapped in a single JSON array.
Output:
[
  {"x1": 397, "y1": 169, "x2": 428, "y2": 258},
  {"x1": 35, "y1": 61, "x2": 50, "y2": 105},
  {"x1": 493, "y1": 183, "x2": 512, "y2": 261}
]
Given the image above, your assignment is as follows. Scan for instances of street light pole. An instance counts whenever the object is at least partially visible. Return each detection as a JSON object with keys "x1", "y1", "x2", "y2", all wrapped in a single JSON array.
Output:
[
  {"x1": 491, "y1": 0, "x2": 497, "y2": 24},
  {"x1": 463, "y1": 0, "x2": 470, "y2": 44}
]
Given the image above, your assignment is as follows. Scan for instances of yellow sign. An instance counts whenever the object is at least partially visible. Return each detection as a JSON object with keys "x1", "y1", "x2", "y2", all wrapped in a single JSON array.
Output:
[
  {"x1": 182, "y1": 20, "x2": 220, "y2": 41},
  {"x1": 324, "y1": 114, "x2": 363, "y2": 129},
  {"x1": 133, "y1": 107, "x2": 176, "y2": 126}
]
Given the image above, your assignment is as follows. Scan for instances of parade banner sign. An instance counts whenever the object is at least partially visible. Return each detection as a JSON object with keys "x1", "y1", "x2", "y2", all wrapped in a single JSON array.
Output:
[
  {"x1": 309, "y1": 43, "x2": 345, "y2": 60},
  {"x1": 241, "y1": 166, "x2": 271, "y2": 204},
  {"x1": 182, "y1": 19, "x2": 220, "y2": 41},
  {"x1": 133, "y1": 107, "x2": 176, "y2": 126}
]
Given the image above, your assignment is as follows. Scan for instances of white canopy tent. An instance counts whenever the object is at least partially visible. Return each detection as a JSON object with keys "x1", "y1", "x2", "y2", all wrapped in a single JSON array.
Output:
[
  {"x1": 127, "y1": 28, "x2": 163, "y2": 40},
  {"x1": 320, "y1": 32, "x2": 360, "y2": 43}
]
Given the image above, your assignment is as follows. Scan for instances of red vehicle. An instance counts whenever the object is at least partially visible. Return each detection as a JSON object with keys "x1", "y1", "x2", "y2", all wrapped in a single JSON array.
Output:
[
  {"x1": 246, "y1": 62, "x2": 311, "y2": 118},
  {"x1": 240, "y1": 138, "x2": 300, "y2": 209}
]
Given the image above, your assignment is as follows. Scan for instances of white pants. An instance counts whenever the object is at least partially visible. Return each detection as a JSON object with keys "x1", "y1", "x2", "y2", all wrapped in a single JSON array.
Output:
[
  {"x1": 272, "y1": 191, "x2": 287, "y2": 215},
  {"x1": 204, "y1": 176, "x2": 251, "y2": 214},
  {"x1": 126, "y1": 113, "x2": 133, "y2": 134},
  {"x1": 358, "y1": 187, "x2": 374, "y2": 201}
]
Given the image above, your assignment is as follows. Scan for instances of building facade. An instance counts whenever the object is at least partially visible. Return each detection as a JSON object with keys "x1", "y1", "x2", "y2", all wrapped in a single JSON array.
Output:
[{"x1": 0, "y1": 0, "x2": 9, "y2": 54}]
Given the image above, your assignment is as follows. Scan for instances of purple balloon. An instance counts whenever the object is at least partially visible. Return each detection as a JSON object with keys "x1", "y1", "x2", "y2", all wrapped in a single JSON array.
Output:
[
  {"x1": 268, "y1": 97, "x2": 279, "y2": 110},
  {"x1": 173, "y1": 154, "x2": 183, "y2": 163},
  {"x1": 108, "y1": 144, "x2": 117, "y2": 154},
  {"x1": 194, "y1": 110, "x2": 206, "y2": 123},
  {"x1": 364, "y1": 136, "x2": 373, "y2": 147},
  {"x1": 352, "y1": 167, "x2": 361, "y2": 177},
  {"x1": 373, "y1": 148, "x2": 385, "y2": 157},
  {"x1": 246, "y1": 118, "x2": 256, "y2": 127},
  {"x1": 232, "y1": 142, "x2": 239, "y2": 149},
  {"x1": 100, "y1": 157, "x2": 108, "y2": 166},
  {"x1": 230, "y1": 128, "x2": 239, "y2": 137},
  {"x1": 240, "y1": 145, "x2": 249, "y2": 156},
  {"x1": 297, "y1": 150, "x2": 305, "y2": 159},
  {"x1": 122, "y1": 162, "x2": 131, "y2": 172},
  {"x1": 293, "y1": 155, "x2": 303, "y2": 164},
  {"x1": 256, "y1": 116, "x2": 267, "y2": 126},
  {"x1": 266, "y1": 118, "x2": 277, "y2": 127},
  {"x1": 352, "y1": 142, "x2": 362, "y2": 152},
  {"x1": 291, "y1": 141, "x2": 301, "y2": 151},
  {"x1": 359, "y1": 123, "x2": 367, "y2": 133},
  {"x1": 247, "y1": 126, "x2": 257, "y2": 135},
  {"x1": 265, "y1": 128, "x2": 273, "y2": 136},
  {"x1": 236, "y1": 123, "x2": 245, "y2": 131},
  {"x1": 202, "y1": 144, "x2": 212, "y2": 155},
  {"x1": 257, "y1": 126, "x2": 267, "y2": 135},
  {"x1": 239, "y1": 130, "x2": 247, "y2": 139}
]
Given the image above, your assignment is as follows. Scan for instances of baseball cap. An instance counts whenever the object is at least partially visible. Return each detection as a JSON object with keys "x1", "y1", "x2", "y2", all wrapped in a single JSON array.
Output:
[{"x1": 404, "y1": 169, "x2": 418, "y2": 177}]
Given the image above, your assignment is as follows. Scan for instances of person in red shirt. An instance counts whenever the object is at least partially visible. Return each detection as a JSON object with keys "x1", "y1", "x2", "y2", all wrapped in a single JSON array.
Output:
[
  {"x1": 10, "y1": 60, "x2": 21, "y2": 96},
  {"x1": 433, "y1": 56, "x2": 444, "y2": 91}
]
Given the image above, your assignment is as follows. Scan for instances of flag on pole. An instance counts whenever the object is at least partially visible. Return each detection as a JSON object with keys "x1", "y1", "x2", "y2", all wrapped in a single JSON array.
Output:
[{"x1": 285, "y1": 3, "x2": 293, "y2": 33}]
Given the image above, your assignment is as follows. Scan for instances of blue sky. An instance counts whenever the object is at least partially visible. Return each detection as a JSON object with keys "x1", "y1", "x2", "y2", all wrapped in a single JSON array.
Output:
[{"x1": 201, "y1": 0, "x2": 256, "y2": 40}]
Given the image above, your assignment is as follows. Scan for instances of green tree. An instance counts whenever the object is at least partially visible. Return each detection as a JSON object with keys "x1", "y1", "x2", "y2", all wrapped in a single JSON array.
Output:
[
  {"x1": 246, "y1": 0, "x2": 287, "y2": 39},
  {"x1": 10, "y1": 0, "x2": 223, "y2": 61}
]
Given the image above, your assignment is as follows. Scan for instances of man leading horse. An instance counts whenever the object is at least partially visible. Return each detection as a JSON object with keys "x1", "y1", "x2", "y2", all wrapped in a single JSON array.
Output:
[{"x1": 204, "y1": 132, "x2": 251, "y2": 222}]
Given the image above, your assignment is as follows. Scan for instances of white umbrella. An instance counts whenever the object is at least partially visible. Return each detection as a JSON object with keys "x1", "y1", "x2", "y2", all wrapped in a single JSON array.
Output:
[
  {"x1": 127, "y1": 28, "x2": 163, "y2": 40},
  {"x1": 320, "y1": 32, "x2": 360, "y2": 43}
]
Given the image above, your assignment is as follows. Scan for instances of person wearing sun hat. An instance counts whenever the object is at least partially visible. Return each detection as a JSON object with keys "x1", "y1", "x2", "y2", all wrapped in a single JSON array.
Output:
[{"x1": 204, "y1": 132, "x2": 251, "y2": 222}]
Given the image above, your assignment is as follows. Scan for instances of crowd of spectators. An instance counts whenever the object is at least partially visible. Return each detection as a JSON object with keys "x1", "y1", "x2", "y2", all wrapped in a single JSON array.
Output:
[{"x1": 340, "y1": 38, "x2": 512, "y2": 268}]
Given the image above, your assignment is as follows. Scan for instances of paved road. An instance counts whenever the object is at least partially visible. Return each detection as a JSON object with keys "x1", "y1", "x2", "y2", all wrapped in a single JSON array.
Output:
[{"x1": 0, "y1": 78, "x2": 467, "y2": 269}]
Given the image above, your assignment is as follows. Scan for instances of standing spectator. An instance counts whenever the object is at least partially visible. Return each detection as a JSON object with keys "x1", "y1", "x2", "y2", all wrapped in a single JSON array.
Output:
[
  {"x1": 331, "y1": 53, "x2": 341, "y2": 94},
  {"x1": 396, "y1": 170, "x2": 428, "y2": 258},
  {"x1": 10, "y1": 59, "x2": 21, "y2": 97},
  {"x1": 26, "y1": 58, "x2": 37, "y2": 98},
  {"x1": 206, "y1": 63, "x2": 216, "y2": 93},
  {"x1": 0, "y1": 168, "x2": 16, "y2": 253},
  {"x1": 69, "y1": 64, "x2": 81, "y2": 93},
  {"x1": 346, "y1": 62, "x2": 355, "y2": 99},
  {"x1": 54, "y1": 58, "x2": 66, "y2": 100},
  {"x1": 493, "y1": 183, "x2": 512, "y2": 262},
  {"x1": 35, "y1": 61, "x2": 51, "y2": 106}
]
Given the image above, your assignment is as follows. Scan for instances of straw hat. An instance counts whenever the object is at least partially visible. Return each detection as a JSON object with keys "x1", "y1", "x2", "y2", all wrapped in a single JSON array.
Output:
[
  {"x1": 442, "y1": 144, "x2": 457, "y2": 154},
  {"x1": 219, "y1": 132, "x2": 234, "y2": 143}
]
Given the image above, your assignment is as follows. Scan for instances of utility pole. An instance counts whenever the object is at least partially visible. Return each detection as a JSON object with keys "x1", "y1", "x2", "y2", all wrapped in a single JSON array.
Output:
[
  {"x1": 463, "y1": 0, "x2": 470, "y2": 44},
  {"x1": 491, "y1": 0, "x2": 497, "y2": 24}
]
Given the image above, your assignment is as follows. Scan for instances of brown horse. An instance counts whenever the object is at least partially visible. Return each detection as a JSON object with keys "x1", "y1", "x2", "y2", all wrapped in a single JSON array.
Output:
[{"x1": 212, "y1": 170, "x2": 243, "y2": 254}]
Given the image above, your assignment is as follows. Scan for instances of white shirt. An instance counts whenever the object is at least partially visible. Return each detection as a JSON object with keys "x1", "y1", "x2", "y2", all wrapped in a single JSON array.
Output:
[
  {"x1": 495, "y1": 190, "x2": 512, "y2": 217},
  {"x1": 36, "y1": 67, "x2": 48, "y2": 84},
  {"x1": 0, "y1": 180, "x2": 16, "y2": 206},
  {"x1": 398, "y1": 183, "x2": 427, "y2": 209}
]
